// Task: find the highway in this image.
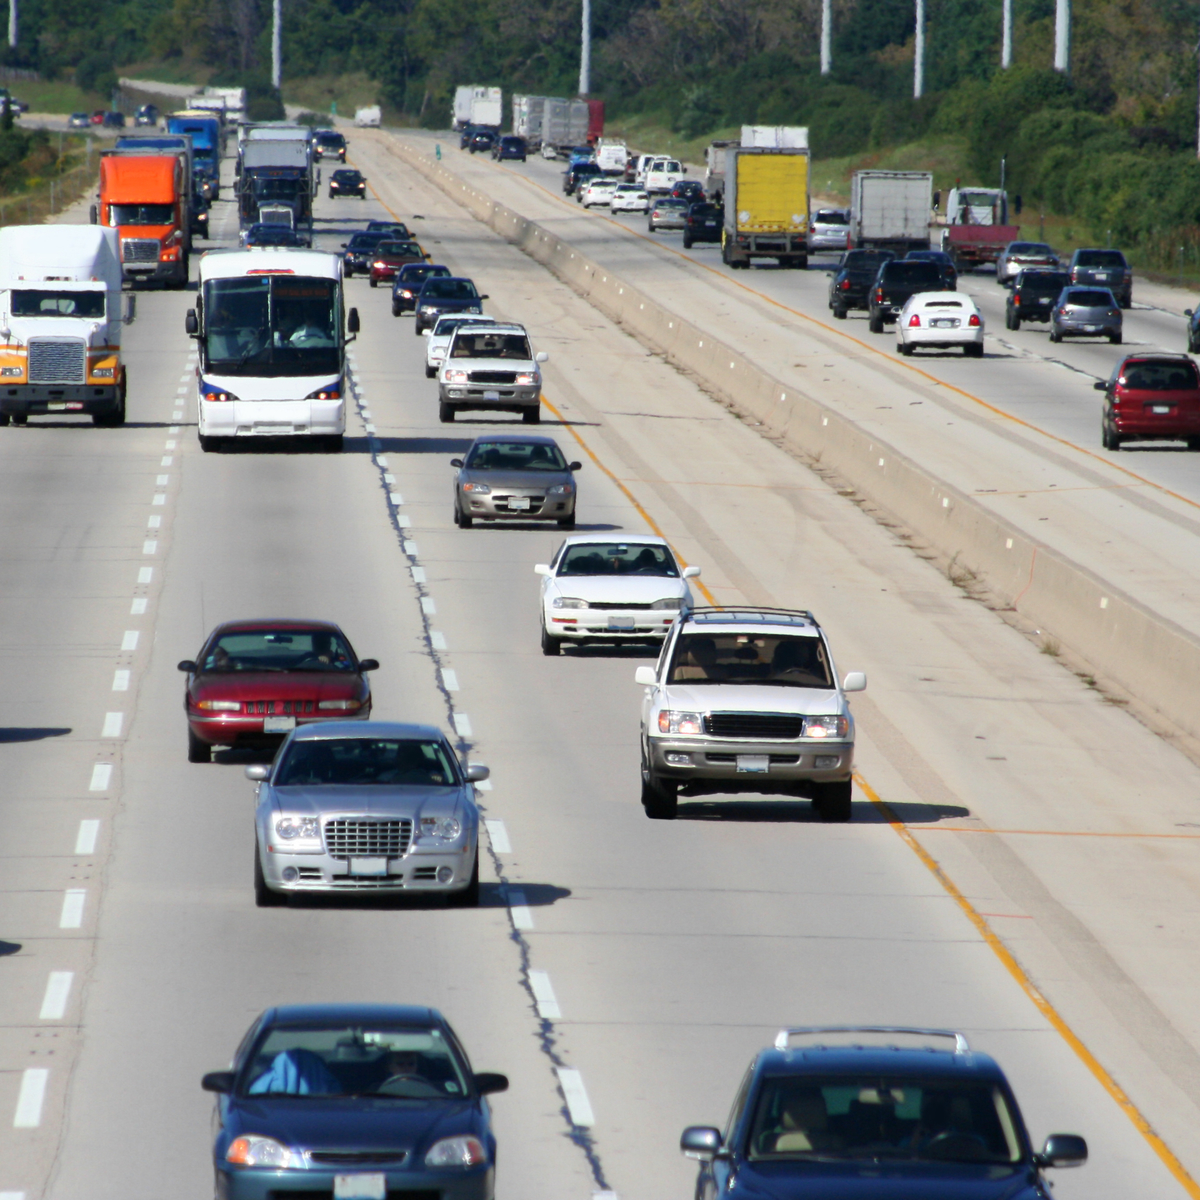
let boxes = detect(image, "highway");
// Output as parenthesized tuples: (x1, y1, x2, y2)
(2, 130, 1200, 1200)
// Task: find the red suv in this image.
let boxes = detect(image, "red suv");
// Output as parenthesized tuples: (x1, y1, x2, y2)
(178, 620, 378, 762)
(1096, 354, 1200, 451)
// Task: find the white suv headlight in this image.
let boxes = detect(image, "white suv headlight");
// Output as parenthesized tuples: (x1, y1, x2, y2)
(802, 715, 849, 739)
(658, 710, 702, 734)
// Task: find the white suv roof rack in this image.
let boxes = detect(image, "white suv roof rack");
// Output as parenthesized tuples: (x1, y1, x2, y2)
(774, 1026, 971, 1053)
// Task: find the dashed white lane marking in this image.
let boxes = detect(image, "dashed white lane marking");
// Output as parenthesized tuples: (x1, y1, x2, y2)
(172, 410, 183, 420)
(138, 567, 153, 583)
(403, 540, 419, 556)
(168, 425, 179, 434)
(441, 668, 459, 691)
(420, 597, 436, 615)
(411, 566, 426, 584)
(88, 764, 112, 792)
(164, 439, 177, 450)
(130, 598, 148, 615)
(430, 631, 447, 650)
(389, 494, 404, 507)
(0, 1190, 27, 1198)
(397, 514, 411, 528)
(530, 971, 561, 1019)
(112, 670, 130, 692)
(147, 515, 161, 528)
(484, 819, 510, 853)
(175, 386, 187, 395)
(75, 820, 99, 855)
(39, 972, 73, 1020)
(101, 712, 123, 738)
(556, 1067, 595, 1127)
(152, 494, 166, 506)
(59, 890, 85, 929)
(156, 474, 169, 485)
(383, 474, 396, 484)
(365, 423, 377, 434)
(142, 540, 157, 555)
(121, 631, 139, 651)
(13, 1069, 48, 1128)
(453, 713, 472, 737)
(160, 456, 173, 466)
(508, 890, 534, 930)
(375, 454, 387, 467)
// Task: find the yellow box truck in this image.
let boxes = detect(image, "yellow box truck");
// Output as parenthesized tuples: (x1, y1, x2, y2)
(721, 130, 810, 269)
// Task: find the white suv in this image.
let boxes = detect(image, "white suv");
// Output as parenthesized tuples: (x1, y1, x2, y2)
(634, 607, 865, 820)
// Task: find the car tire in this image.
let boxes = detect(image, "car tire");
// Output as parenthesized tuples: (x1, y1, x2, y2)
(557, 511, 576, 529)
(832, 306, 847, 320)
(965, 343, 984, 358)
(641, 768, 678, 820)
(1109, 333, 1122, 345)
(449, 849, 480, 907)
(187, 727, 211, 763)
(0, 413, 9, 427)
(369, 278, 377, 288)
(1102, 417, 1122, 451)
(392, 303, 402, 317)
(1010, 315, 1021, 331)
(254, 843, 287, 907)
(682, 235, 693, 249)
(457, 506, 473, 528)
(425, 365, 436, 378)
(814, 780, 853, 822)
(898, 341, 913, 355)
(11, 412, 27, 426)
(868, 311, 884, 334)
(1049, 330, 1061, 343)
(541, 622, 562, 656)
(521, 406, 541, 424)
(198, 434, 219, 452)
(439, 401, 455, 423)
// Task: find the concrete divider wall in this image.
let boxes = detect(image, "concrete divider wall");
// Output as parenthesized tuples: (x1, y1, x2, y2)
(388, 138, 1200, 747)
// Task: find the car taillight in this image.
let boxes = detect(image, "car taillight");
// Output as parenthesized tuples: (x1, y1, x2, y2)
(968, 313, 981, 327)
(875, 288, 884, 302)
(1013, 295, 1020, 305)
(840, 279, 850, 290)
(908, 314, 921, 327)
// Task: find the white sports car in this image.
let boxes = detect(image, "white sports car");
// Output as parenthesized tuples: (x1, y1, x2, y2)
(535, 535, 700, 655)
(422, 313, 499, 378)
(896, 291, 985, 357)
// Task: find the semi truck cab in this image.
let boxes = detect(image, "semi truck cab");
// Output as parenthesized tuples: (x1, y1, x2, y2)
(97, 154, 190, 288)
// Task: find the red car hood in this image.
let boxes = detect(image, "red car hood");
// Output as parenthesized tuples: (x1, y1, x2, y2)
(189, 671, 365, 702)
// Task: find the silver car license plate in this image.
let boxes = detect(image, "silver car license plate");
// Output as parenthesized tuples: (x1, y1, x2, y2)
(608, 616, 636, 630)
(736, 755, 770, 773)
(349, 857, 388, 876)
(1151, 405, 1171, 414)
(508, 496, 531, 511)
(263, 716, 295, 733)
(483, 390, 500, 400)
(334, 1175, 386, 1200)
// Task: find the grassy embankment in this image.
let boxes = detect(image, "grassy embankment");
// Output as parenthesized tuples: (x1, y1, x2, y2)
(0, 131, 100, 228)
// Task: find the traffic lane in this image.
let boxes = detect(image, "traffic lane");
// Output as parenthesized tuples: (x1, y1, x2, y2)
(350, 151, 1199, 1196)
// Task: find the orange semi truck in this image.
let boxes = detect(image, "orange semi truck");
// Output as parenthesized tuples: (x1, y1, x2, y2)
(96, 153, 190, 288)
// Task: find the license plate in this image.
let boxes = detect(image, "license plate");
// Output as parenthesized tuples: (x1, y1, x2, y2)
(736, 755, 770, 774)
(706, 221, 717, 227)
(47, 402, 66, 411)
(608, 616, 636, 630)
(334, 1175, 386, 1200)
(1038, 297, 1050, 304)
(508, 496, 531, 511)
(483, 390, 500, 400)
(263, 716, 296, 733)
(349, 857, 388, 876)
(1082, 325, 1099, 332)
(1151, 405, 1172, 414)
(931, 319, 958, 328)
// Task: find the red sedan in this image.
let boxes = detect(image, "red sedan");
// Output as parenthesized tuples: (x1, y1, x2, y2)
(1098, 353, 1200, 451)
(368, 240, 430, 287)
(178, 620, 378, 763)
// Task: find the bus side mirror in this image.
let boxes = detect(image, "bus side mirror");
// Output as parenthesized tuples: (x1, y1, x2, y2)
(185, 309, 198, 336)
(347, 307, 360, 334)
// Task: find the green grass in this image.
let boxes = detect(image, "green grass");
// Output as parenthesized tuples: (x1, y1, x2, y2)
(8, 79, 115, 115)
(118, 58, 217, 87)
(283, 73, 384, 118)
(600, 116, 742, 164)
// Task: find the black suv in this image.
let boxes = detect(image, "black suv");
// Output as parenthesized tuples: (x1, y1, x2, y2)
(1006, 269, 1071, 329)
(563, 161, 602, 196)
(828, 249, 895, 318)
(868, 259, 946, 331)
(904, 248, 957, 290)
(1068, 248, 1132, 308)
(683, 202, 723, 248)
(681, 1026, 1087, 1200)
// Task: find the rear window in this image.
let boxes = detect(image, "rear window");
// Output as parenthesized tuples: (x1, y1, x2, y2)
(843, 250, 893, 269)
(1019, 271, 1069, 291)
(378, 242, 422, 256)
(1119, 361, 1200, 391)
(424, 279, 480, 301)
(882, 262, 941, 284)
(1075, 250, 1126, 267)
(815, 210, 848, 224)
(1065, 290, 1116, 307)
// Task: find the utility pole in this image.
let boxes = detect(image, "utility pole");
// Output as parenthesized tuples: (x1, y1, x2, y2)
(1054, 0, 1070, 73)
(579, 0, 591, 94)
(820, 0, 831, 75)
(271, 0, 282, 91)
(7, 0, 15, 48)
(1001, 0, 1012, 67)
(913, 0, 925, 98)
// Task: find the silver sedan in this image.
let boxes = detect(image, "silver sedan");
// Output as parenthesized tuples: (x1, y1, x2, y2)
(452, 433, 581, 528)
(249, 721, 487, 905)
(648, 198, 688, 232)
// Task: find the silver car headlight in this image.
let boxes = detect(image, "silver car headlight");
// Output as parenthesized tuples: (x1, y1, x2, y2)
(420, 816, 462, 841)
(546, 483, 574, 495)
(444, 369, 468, 384)
(515, 372, 538, 385)
(462, 481, 490, 494)
(650, 597, 682, 610)
(552, 597, 586, 608)
(802, 715, 850, 739)
(274, 815, 321, 847)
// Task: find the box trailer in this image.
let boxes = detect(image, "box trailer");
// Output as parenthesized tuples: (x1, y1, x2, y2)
(849, 170, 933, 253)
(721, 145, 811, 269)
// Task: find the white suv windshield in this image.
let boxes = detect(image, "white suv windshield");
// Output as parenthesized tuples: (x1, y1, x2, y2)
(669, 633, 832, 687)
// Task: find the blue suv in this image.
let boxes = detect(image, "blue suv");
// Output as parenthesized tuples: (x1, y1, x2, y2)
(681, 1026, 1086, 1200)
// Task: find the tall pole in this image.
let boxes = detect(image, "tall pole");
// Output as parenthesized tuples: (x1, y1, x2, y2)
(1001, 0, 1012, 67)
(820, 0, 831, 75)
(913, 0, 925, 98)
(271, 0, 282, 91)
(579, 0, 591, 95)
(1054, 0, 1070, 73)
(7, 0, 15, 47)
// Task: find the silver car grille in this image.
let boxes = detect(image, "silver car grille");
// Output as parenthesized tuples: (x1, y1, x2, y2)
(28, 338, 86, 384)
(323, 818, 412, 858)
(121, 238, 159, 264)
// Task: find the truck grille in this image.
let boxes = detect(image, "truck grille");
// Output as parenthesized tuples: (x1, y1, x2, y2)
(28, 338, 86, 384)
(121, 238, 159, 264)
(704, 712, 805, 740)
(324, 818, 412, 858)
(469, 370, 517, 384)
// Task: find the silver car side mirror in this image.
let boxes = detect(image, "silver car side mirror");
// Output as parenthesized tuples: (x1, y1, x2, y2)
(635, 666, 657, 686)
(465, 763, 490, 782)
(533, 563, 552, 576)
(842, 671, 867, 692)
(245, 764, 270, 781)
(683, 565, 701, 578)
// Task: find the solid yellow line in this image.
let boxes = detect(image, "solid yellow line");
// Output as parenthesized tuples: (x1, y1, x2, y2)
(919, 825, 1200, 840)
(855, 772, 1200, 1197)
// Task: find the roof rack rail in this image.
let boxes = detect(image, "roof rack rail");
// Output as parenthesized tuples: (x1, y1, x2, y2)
(681, 605, 819, 625)
(773, 1026, 971, 1054)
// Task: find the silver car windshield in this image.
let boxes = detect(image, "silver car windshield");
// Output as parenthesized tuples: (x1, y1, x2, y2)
(274, 738, 459, 787)
(559, 543, 678, 577)
(465, 441, 567, 471)
(668, 633, 832, 688)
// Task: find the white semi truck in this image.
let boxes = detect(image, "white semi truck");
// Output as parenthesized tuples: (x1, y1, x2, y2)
(0, 225, 135, 427)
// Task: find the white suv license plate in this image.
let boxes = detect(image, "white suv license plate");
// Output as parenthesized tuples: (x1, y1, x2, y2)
(736, 755, 770, 773)
(334, 1175, 385, 1200)
(263, 716, 295, 733)
(483, 390, 500, 400)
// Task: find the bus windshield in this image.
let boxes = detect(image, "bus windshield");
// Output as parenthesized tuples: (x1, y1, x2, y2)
(203, 276, 339, 378)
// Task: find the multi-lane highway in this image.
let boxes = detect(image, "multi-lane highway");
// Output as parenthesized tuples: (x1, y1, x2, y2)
(3, 127, 1200, 1200)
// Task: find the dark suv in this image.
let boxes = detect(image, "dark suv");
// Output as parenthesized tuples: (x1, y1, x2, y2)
(1068, 248, 1132, 308)
(683, 202, 723, 248)
(1005, 269, 1070, 329)
(1095, 353, 1200, 451)
(868, 259, 947, 332)
(681, 1026, 1087, 1200)
(563, 161, 602, 196)
(828, 249, 895, 318)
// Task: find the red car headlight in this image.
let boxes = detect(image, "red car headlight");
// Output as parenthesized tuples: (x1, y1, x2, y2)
(196, 700, 240, 711)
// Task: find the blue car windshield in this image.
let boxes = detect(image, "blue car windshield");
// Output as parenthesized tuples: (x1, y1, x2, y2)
(244, 1026, 469, 1099)
(747, 1076, 1022, 1164)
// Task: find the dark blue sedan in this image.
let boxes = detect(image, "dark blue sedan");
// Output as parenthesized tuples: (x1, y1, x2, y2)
(681, 1026, 1086, 1200)
(202, 1004, 508, 1200)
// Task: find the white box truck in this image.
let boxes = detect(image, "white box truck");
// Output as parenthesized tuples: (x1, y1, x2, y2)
(453, 87, 475, 130)
(542, 98, 590, 157)
(849, 170, 933, 253)
(512, 95, 546, 146)
(0, 225, 134, 427)
(469, 87, 503, 129)
(741, 125, 809, 149)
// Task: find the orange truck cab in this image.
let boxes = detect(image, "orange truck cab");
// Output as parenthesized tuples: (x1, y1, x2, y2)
(97, 154, 189, 288)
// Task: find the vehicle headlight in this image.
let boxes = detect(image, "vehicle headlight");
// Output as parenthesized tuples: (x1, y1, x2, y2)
(421, 305, 437, 312)
(444, 369, 468, 383)
(317, 698, 362, 710)
(91, 366, 116, 378)
(227, 1135, 295, 1167)
(468, 306, 481, 313)
(462, 482, 490, 494)
(425, 1135, 487, 1168)
(658, 710, 702, 734)
(515, 372, 538, 385)
(420, 816, 462, 840)
(802, 715, 849, 739)
(196, 699, 240, 711)
(650, 597, 682, 610)
(546, 483, 573, 495)
(275, 816, 320, 841)
(0, 366, 21, 377)
(552, 597, 586, 608)
(399, 290, 414, 298)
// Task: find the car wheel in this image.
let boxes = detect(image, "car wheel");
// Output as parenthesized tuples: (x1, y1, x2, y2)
(1109, 333, 1122, 345)
(1010, 316, 1020, 331)
(457, 506, 473, 529)
(369, 278, 377, 288)
(12, 412, 27, 426)
(868, 311, 884, 334)
(392, 304, 402, 317)
(448, 848, 480, 906)
(814, 780, 853, 822)
(965, 343, 984, 358)
(557, 511, 576, 529)
(1102, 416, 1122, 451)
(522, 406, 541, 424)
(641, 759, 678, 820)
(0, 413, 9, 427)
(439, 401, 455, 423)
(254, 842, 287, 907)
(832, 306, 847, 320)
(198, 434, 219, 452)
(1049, 330, 1061, 343)
(897, 341, 912, 356)
(541, 622, 562, 656)
(682, 235, 693, 249)
(187, 727, 211, 763)
(425, 365, 436, 378)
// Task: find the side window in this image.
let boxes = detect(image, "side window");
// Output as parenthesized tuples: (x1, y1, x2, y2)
(724, 1065, 756, 1147)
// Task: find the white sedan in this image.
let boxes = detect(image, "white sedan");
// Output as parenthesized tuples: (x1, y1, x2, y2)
(422, 313, 499, 378)
(535, 535, 701, 655)
(611, 183, 650, 213)
(896, 292, 985, 358)
(578, 178, 619, 208)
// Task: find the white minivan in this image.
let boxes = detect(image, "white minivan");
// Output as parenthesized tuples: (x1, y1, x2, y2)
(644, 157, 686, 194)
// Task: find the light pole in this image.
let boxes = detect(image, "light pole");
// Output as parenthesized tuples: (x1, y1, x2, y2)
(820, 0, 831, 75)
(8, 0, 15, 48)
(913, 0, 925, 98)
(579, 0, 591, 95)
(1054, 0, 1070, 73)
(271, 0, 282, 91)
(1001, 0, 1012, 67)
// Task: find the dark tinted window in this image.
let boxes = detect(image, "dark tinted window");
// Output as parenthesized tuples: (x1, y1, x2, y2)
(203, 628, 354, 672)
(377, 242, 423, 257)
(423, 279, 480, 300)
(12, 290, 106, 318)
(559, 543, 679, 577)
(398, 264, 449, 283)
(1018, 271, 1069, 292)
(1119, 360, 1200, 391)
(815, 209, 848, 224)
(1075, 250, 1126, 268)
(1065, 289, 1116, 307)
(881, 262, 942, 285)
(347, 233, 387, 249)
(465, 440, 567, 471)
(842, 250, 893, 270)
(451, 331, 529, 358)
(274, 738, 459, 787)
